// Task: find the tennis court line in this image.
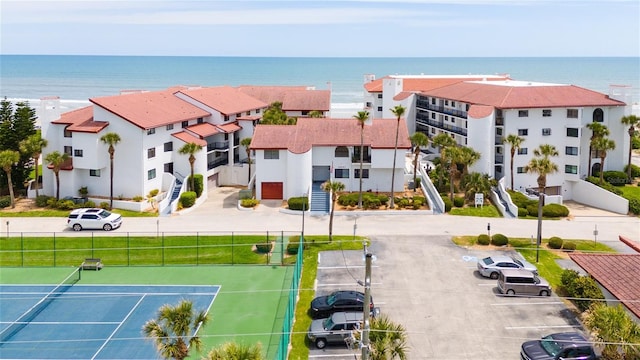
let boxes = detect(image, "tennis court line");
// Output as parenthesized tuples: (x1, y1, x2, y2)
(91, 294, 146, 360)
(0, 321, 121, 325)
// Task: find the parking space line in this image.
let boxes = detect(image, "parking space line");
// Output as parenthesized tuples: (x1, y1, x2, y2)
(505, 325, 581, 330)
(491, 301, 564, 306)
(316, 282, 382, 287)
(309, 354, 357, 358)
(477, 283, 495, 286)
(317, 266, 380, 269)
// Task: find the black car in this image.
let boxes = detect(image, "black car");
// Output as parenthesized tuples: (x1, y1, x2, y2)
(310, 290, 374, 319)
(520, 332, 598, 360)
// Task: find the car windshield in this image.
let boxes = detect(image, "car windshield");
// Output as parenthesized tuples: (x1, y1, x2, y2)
(482, 257, 493, 265)
(540, 335, 562, 356)
(513, 258, 524, 267)
(322, 317, 335, 330)
(326, 294, 337, 306)
(97, 210, 112, 218)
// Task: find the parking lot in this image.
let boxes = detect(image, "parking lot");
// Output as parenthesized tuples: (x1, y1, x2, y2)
(309, 235, 584, 359)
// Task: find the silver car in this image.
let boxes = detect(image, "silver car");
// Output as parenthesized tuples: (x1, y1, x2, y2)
(67, 208, 123, 231)
(477, 255, 537, 279)
(307, 312, 362, 349)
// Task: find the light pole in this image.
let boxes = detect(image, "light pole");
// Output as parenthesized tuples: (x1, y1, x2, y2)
(362, 252, 372, 360)
(487, 222, 491, 239)
(5, 221, 9, 238)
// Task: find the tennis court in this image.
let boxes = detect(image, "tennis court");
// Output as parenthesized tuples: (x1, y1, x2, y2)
(0, 268, 219, 359)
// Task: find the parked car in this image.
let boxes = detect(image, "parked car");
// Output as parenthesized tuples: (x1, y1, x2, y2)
(67, 208, 122, 231)
(498, 268, 551, 297)
(520, 332, 598, 360)
(310, 290, 374, 319)
(477, 255, 538, 279)
(307, 311, 363, 349)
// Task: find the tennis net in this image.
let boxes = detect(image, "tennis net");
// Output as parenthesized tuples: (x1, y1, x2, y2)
(0, 266, 81, 343)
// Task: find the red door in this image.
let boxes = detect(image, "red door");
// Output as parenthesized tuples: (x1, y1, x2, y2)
(261, 182, 283, 200)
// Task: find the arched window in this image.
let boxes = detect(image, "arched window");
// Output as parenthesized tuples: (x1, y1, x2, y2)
(593, 108, 604, 123)
(335, 146, 349, 158)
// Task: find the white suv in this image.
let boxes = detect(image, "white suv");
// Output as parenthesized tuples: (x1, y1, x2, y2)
(67, 208, 122, 231)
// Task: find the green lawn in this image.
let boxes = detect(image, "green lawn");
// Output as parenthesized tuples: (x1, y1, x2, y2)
(620, 184, 640, 202)
(449, 204, 502, 217)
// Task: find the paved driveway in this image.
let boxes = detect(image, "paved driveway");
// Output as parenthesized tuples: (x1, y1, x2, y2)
(309, 236, 583, 359)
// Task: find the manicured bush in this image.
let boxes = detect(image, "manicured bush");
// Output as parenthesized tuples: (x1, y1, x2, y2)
(453, 196, 465, 207)
(188, 174, 204, 197)
(624, 164, 640, 178)
(586, 176, 623, 195)
(255, 242, 273, 253)
(337, 193, 358, 207)
(507, 190, 536, 208)
(241, 198, 259, 208)
(239, 189, 253, 200)
(573, 276, 605, 312)
(517, 208, 528, 217)
(179, 191, 197, 208)
(56, 200, 75, 210)
(397, 198, 410, 208)
(629, 199, 640, 215)
(563, 242, 576, 251)
(602, 171, 629, 186)
(477, 234, 490, 245)
(100, 202, 110, 209)
(542, 203, 569, 217)
(376, 194, 389, 205)
(548, 236, 564, 249)
(0, 196, 11, 208)
(490, 233, 509, 246)
(561, 269, 581, 295)
(367, 198, 381, 209)
(286, 242, 300, 255)
(526, 204, 539, 217)
(441, 195, 452, 212)
(287, 197, 309, 211)
(35, 195, 53, 207)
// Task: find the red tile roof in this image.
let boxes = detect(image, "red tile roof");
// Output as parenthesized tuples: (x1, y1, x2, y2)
(51, 106, 109, 133)
(187, 123, 220, 137)
(569, 253, 640, 319)
(364, 75, 511, 93)
(468, 105, 495, 119)
(251, 118, 411, 154)
(237, 86, 331, 111)
(217, 122, 242, 133)
(90, 89, 210, 130)
(171, 131, 207, 147)
(422, 81, 626, 109)
(177, 86, 268, 115)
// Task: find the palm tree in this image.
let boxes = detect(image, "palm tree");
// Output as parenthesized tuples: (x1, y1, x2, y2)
(240, 137, 252, 184)
(44, 151, 70, 200)
(503, 134, 525, 190)
(586, 122, 610, 177)
(460, 172, 492, 203)
(0, 150, 20, 208)
(178, 142, 203, 194)
(409, 132, 429, 192)
(525, 144, 558, 263)
(621, 115, 640, 180)
(584, 303, 640, 359)
(432, 133, 457, 190)
(458, 146, 481, 176)
(143, 299, 210, 360)
(592, 136, 616, 184)
(308, 110, 324, 118)
(442, 146, 463, 202)
(206, 341, 264, 360)
(363, 314, 409, 360)
(389, 105, 406, 209)
(100, 132, 121, 210)
(19, 134, 48, 197)
(321, 180, 345, 242)
(354, 110, 369, 208)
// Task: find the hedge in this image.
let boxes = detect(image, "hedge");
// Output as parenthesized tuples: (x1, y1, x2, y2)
(542, 203, 569, 217)
(255, 243, 273, 253)
(548, 236, 563, 249)
(441, 195, 452, 212)
(624, 164, 640, 178)
(287, 197, 309, 211)
(453, 196, 465, 207)
(563, 242, 576, 251)
(601, 171, 629, 186)
(187, 174, 204, 197)
(560, 269, 604, 312)
(179, 191, 197, 208)
(477, 234, 490, 245)
(337, 192, 389, 208)
(490, 233, 509, 246)
(517, 208, 528, 217)
(0, 196, 10, 208)
(629, 199, 640, 215)
(240, 199, 259, 208)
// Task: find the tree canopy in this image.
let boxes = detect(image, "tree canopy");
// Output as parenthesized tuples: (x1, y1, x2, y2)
(0, 98, 38, 192)
(260, 102, 297, 125)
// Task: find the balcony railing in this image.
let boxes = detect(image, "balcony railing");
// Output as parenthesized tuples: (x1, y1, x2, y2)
(207, 141, 229, 151)
(208, 158, 229, 170)
(494, 154, 504, 164)
(351, 155, 372, 163)
(416, 99, 467, 118)
(416, 114, 468, 136)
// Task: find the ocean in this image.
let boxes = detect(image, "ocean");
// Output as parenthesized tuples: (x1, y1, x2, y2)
(1, 55, 638, 118)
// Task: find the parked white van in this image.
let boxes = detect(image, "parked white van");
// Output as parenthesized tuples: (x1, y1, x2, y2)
(497, 269, 551, 297)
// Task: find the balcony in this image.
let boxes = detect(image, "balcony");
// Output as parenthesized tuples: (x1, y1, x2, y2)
(208, 157, 229, 170)
(416, 99, 467, 118)
(207, 141, 229, 151)
(351, 155, 372, 163)
(416, 114, 467, 136)
(494, 154, 504, 164)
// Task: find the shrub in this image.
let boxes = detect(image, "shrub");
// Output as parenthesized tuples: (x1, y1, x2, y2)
(490, 233, 509, 246)
(602, 171, 629, 186)
(0, 196, 10, 208)
(542, 203, 569, 217)
(132, 195, 143, 202)
(81, 201, 96, 208)
(632, 135, 640, 150)
(287, 197, 309, 211)
(548, 236, 563, 249)
(255, 242, 272, 253)
(413, 196, 425, 204)
(629, 199, 640, 215)
(337, 193, 358, 207)
(149, 189, 160, 197)
(563, 242, 576, 251)
(367, 198, 381, 209)
(100, 202, 110, 209)
(78, 186, 88, 197)
(57, 200, 75, 210)
(397, 198, 410, 208)
(573, 276, 605, 312)
(287, 242, 301, 255)
(413, 199, 423, 209)
(477, 234, 490, 245)
(507, 190, 536, 208)
(190, 174, 204, 197)
(517, 208, 528, 217)
(453, 196, 465, 207)
(239, 189, 253, 200)
(240, 198, 259, 208)
(376, 194, 389, 205)
(526, 204, 539, 217)
(624, 164, 640, 178)
(35, 195, 53, 207)
(441, 195, 452, 212)
(179, 191, 197, 208)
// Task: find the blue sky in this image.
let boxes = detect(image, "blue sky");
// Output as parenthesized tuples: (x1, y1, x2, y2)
(1, 0, 639, 57)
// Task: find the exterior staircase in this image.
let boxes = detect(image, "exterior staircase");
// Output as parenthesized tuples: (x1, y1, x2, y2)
(310, 182, 329, 213)
(160, 179, 183, 216)
(494, 187, 516, 218)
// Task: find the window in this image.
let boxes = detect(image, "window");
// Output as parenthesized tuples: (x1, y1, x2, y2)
(355, 169, 369, 178)
(518, 129, 528, 136)
(517, 148, 528, 155)
(148, 168, 156, 180)
(301, 111, 309, 116)
(256, 108, 261, 114)
(567, 109, 578, 118)
(445, 100, 449, 106)
(565, 165, 578, 174)
(335, 146, 349, 158)
(197, 117, 204, 124)
(566, 146, 578, 155)
(518, 110, 529, 117)
(74, 149, 83, 157)
(164, 142, 173, 152)
(377, 94, 382, 99)
(431, 112, 436, 119)
(182, 121, 189, 128)
(543, 109, 552, 117)
(164, 162, 173, 173)
(335, 169, 349, 178)
(147, 147, 156, 158)
(431, 98, 436, 105)
(264, 150, 279, 159)
(566, 128, 579, 137)
(451, 101, 456, 107)
(147, 128, 155, 135)
(166, 124, 174, 130)
(64, 126, 72, 138)
(542, 128, 552, 136)
(64, 146, 72, 155)
(517, 167, 526, 174)
(445, 116, 449, 121)
(90, 169, 100, 177)
(430, 128, 435, 134)
(246, 111, 251, 116)
(593, 108, 604, 122)
(377, 106, 382, 112)
(224, 115, 229, 121)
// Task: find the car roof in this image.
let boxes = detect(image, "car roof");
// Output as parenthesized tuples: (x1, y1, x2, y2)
(548, 332, 589, 345)
(332, 290, 364, 299)
(330, 312, 364, 323)
(487, 255, 517, 263)
(70, 208, 104, 215)
(500, 268, 536, 277)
